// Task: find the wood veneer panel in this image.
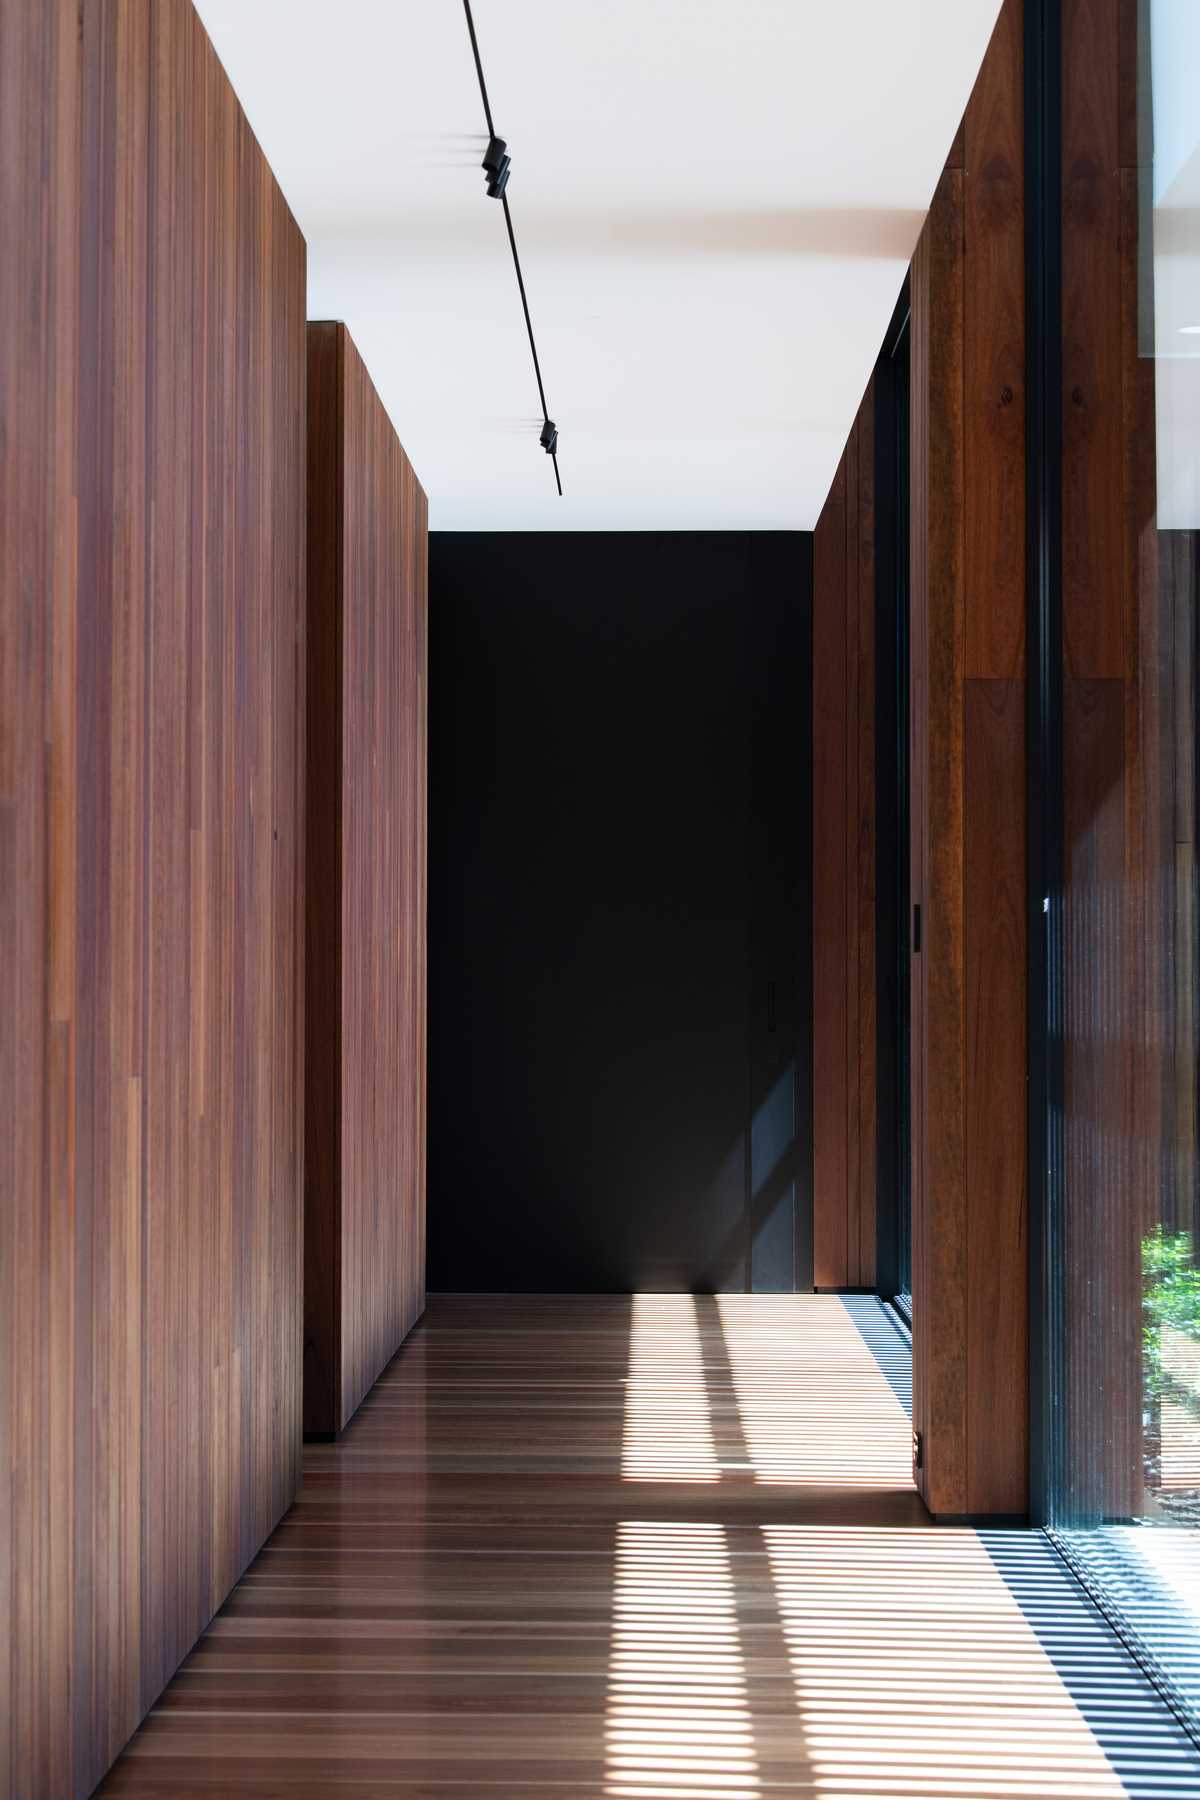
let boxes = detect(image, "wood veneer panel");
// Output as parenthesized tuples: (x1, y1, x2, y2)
(911, 168, 969, 1519)
(305, 322, 427, 1438)
(812, 389, 877, 1292)
(910, 0, 1029, 1518)
(1116, 0, 1139, 172)
(964, 0, 1025, 680)
(1, 10, 82, 1791)
(964, 679, 1028, 1514)
(1062, 0, 1124, 679)
(1, 4, 306, 1794)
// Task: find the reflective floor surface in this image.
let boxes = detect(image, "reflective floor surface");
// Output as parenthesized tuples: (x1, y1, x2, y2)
(100, 1294, 1200, 1797)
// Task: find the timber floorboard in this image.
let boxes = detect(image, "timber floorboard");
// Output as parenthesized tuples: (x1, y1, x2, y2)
(99, 1295, 1187, 1797)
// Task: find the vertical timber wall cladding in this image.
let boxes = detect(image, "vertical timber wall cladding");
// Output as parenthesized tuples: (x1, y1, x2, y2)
(0, 3, 307, 1795)
(812, 383, 878, 1290)
(305, 322, 428, 1439)
(909, 0, 1029, 1518)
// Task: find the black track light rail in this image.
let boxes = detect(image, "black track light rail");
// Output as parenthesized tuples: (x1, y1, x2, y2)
(462, 0, 561, 495)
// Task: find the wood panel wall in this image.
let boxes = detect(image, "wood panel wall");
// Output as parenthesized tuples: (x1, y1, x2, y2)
(909, 0, 1029, 1518)
(0, 4, 306, 1794)
(812, 383, 877, 1290)
(305, 323, 427, 1439)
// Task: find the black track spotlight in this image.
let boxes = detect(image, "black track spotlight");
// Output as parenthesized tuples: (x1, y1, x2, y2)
(539, 420, 558, 456)
(482, 135, 511, 198)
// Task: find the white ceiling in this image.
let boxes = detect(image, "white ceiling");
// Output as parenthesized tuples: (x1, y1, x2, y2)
(195, 1, 1002, 531)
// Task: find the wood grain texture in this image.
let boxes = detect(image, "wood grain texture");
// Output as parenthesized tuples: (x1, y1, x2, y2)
(909, 0, 1028, 1518)
(1062, 0, 1124, 679)
(964, 680, 1027, 1515)
(910, 216, 932, 1491)
(0, 3, 306, 1795)
(305, 322, 427, 1439)
(812, 383, 877, 1289)
(97, 1295, 1195, 1798)
(964, 0, 1025, 679)
(911, 170, 969, 1519)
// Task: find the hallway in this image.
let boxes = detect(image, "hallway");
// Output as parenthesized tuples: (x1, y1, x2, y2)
(101, 1296, 1200, 1796)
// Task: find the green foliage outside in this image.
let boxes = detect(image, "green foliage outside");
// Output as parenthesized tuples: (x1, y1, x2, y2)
(1144, 1226, 1200, 1400)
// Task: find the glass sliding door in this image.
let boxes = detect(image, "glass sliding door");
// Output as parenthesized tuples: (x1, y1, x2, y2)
(1035, 0, 1200, 1730)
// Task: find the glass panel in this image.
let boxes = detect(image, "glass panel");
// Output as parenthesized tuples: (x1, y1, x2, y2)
(1050, 0, 1200, 1727)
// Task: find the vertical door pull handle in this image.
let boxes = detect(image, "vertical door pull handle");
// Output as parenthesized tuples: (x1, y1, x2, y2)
(913, 903, 922, 954)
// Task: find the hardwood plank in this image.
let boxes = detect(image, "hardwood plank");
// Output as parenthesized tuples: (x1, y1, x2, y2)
(964, 679, 1027, 1515)
(97, 1295, 1171, 1798)
(812, 384, 877, 1294)
(964, 0, 1025, 680)
(910, 9, 1030, 1515)
(1062, 0, 1124, 679)
(912, 166, 969, 1518)
(1117, 0, 1139, 171)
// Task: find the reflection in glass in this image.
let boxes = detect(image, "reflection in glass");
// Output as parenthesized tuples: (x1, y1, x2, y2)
(1049, 0, 1200, 1731)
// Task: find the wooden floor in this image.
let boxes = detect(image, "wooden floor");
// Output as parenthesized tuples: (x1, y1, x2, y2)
(99, 1295, 1170, 1796)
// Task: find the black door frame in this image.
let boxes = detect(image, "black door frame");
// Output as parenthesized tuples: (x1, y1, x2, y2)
(874, 278, 913, 1312)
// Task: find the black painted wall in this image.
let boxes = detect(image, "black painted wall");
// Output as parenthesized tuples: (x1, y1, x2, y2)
(428, 532, 811, 1293)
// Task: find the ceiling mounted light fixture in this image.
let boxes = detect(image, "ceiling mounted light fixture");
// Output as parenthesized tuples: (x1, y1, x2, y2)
(482, 135, 511, 199)
(462, 0, 563, 495)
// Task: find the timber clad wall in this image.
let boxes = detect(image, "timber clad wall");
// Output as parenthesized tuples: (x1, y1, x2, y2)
(910, 0, 1028, 1518)
(305, 322, 428, 1439)
(0, 3, 307, 1794)
(812, 384, 877, 1290)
